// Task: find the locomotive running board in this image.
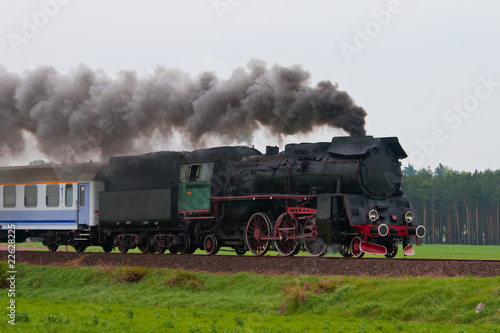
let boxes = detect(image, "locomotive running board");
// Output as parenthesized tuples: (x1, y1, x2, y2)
(403, 244, 415, 256)
(360, 241, 387, 256)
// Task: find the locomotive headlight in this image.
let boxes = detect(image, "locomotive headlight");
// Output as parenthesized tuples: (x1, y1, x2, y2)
(368, 209, 379, 222)
(404, 211, 414, 223)
(416, 225, 426, 238)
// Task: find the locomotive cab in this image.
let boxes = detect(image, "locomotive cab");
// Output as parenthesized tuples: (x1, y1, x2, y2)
(179, 163, 213, 212)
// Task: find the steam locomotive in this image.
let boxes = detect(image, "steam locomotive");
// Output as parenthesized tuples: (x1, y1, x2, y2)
(0, 136, 425, 257)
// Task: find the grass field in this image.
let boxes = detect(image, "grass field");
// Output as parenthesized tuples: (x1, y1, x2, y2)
(1, 263, 499, 332)
(9, 242, 500, 260)
(408, 244, 500, 260)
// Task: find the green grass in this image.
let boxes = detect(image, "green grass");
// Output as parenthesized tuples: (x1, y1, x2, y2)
(408, 244, 500, 260)
(8, 242, 500, 260)
(1, 264, 499, 332)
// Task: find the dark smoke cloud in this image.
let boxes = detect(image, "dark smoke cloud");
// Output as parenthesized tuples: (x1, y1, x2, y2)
(0, 60, 366, 162)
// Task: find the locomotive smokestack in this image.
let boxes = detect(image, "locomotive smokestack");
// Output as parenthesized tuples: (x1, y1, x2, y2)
(0, 60, 366, 162)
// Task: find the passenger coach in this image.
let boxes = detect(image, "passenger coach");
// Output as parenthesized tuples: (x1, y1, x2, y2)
(0, 163, 104, 251)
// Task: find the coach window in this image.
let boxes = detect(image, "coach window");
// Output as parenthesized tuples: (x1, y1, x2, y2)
(24, 185, 38, 208)
(65, 184, 73, 207)
(3, 186, 16, 208)
(46, 184, 59, 207)
(79, 185, 85, 206)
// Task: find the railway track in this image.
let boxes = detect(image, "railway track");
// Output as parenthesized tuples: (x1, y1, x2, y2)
(4, 250, 500, 277)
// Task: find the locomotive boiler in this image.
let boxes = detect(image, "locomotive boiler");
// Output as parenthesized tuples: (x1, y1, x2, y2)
(0, 135, 425, 257)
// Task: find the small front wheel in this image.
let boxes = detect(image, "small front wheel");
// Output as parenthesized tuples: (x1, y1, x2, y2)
(350, 237, 365, 258)
(204, 234, 220, 255)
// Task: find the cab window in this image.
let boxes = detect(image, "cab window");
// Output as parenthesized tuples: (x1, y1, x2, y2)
(188, 165, 200, 181)
(199, 164, 211, 180)
(180, 165, 190, 181)
(181, 164, 212, 182)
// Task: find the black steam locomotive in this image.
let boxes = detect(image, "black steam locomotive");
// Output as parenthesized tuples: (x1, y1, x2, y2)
(0, 136, 425, 257)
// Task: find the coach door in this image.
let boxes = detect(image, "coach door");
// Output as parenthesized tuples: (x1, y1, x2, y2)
(179, 163, 213, 212)
(77, 183, 90, 226)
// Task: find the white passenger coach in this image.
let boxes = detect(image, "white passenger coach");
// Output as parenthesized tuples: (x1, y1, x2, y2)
(0, 163, 104, 251)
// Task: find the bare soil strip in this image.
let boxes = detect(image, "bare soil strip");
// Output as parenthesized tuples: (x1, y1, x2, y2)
(3, 250, 500, 277)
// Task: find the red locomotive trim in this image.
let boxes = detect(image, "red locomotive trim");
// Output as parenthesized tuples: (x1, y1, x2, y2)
(178, 209, 211, 216)
(352, 224, 418, 238)
(182, 216, 216, 220)
(286, 206, 317, 219)
(211, 194, 316, 201)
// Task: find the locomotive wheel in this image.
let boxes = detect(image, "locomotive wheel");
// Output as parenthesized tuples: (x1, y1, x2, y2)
(204, 234, 220, 255)
(305, 238, 327, 257)
(350, 237, 365, 258)
(245, 212, 272, 256)
(138, 234, 151, 254)
(275, 213, 299, 256)
(339, 244, 352, 257)
(304, 219, 327, 257)
(385, 241, 399, 258)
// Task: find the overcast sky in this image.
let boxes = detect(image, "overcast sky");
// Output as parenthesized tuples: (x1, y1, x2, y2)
(1, 0, 499, 172)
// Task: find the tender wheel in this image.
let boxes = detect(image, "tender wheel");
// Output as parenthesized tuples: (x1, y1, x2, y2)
(138, 234, 151, 254)
(304, 219, 327, 257)
(204, 234, 219, 255)
(169, 247, 179, 254)
(350, 236, 365, 258)
(235, 248, 246, 255)
(176, 234, 192, 254)
(275, 213, 299, 256)
(339, 243, 352, 257)
(73, 243, 87, 252)
(152, 234, 167, 254)
(101, 243, 114, 253)
(385, 241, 399, 258)
(154, 245, 166, 254)
(245, 212, 272, 256)
(117, 245, 128, 254)
(47, 244, 59, 252)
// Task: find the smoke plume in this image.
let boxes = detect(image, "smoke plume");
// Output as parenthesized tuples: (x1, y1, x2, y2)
(0, 59, 366, 162)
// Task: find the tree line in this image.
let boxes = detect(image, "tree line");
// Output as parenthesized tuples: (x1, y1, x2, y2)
(402, 164, 500, 246)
